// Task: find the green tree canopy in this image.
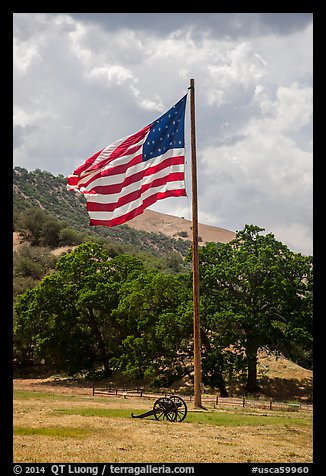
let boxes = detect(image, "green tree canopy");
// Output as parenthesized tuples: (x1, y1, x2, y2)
(198, 225, 313, 393)
(14, 226, 313, 395)
(113, 271, 193, 386)
(14, 242, 193, 383)
(14, 242, 145, 373)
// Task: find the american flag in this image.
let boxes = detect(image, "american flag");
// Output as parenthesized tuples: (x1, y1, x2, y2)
(67, 95, 187, 227)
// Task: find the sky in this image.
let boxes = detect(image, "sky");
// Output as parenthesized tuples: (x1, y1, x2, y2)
(13, 13, 313, 255)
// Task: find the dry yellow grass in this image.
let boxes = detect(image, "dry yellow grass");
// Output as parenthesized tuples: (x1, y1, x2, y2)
(126, 209, 236, 245)
(13, 388, 312, 464)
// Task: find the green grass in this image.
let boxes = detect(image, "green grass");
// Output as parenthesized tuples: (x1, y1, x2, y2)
(15, 389, 312, 428)
(53, 407, 312, 427)
(54, 407, 133, 419)
(14, 427, 90, 438)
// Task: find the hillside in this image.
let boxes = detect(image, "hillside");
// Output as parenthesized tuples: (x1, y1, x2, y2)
(13, 167, 235, 255)
(127, 209, 235, 245)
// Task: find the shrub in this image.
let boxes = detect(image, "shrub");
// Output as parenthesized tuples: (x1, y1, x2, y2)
(59, 227, 83, 246)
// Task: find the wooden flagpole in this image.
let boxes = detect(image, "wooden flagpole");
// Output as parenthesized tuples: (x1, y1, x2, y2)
(189, 78, 203, 408)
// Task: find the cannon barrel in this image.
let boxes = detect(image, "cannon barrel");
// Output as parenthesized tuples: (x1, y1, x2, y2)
(131, 409, 157, 419)
(131, 395, 187, 422)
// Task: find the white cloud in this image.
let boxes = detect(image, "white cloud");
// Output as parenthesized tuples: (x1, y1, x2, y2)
(198, 81, 313, 253)
(252, 82, 313, 133)
(203, 42, 267, 107)
(206, 41, 267, 90)
(13, 37, 43, 76)
(253, 22, 313, 86)
(129, 86, 164, 112)
(85, 64, 135, 86)
(13, 103, 57, 128)
(272, 222, 313, 256)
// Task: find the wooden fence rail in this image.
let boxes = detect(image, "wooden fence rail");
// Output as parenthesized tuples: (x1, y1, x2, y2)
(92, 387, 312, 413)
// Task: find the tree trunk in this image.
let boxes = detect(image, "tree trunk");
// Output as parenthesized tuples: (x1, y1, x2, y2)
(200, 329, 229, 397)
(87, 309, 111, 374)
(245, 343, 260, 393)
(219, 379, 228, 397)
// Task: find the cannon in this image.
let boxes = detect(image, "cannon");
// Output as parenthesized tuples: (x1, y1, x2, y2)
(131, 395, 188, 422)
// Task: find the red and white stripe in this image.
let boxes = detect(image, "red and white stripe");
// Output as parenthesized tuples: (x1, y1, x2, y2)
(67, 125, 186, 227)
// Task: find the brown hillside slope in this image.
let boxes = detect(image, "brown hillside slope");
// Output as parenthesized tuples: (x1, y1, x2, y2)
(127, 209, 236, 244)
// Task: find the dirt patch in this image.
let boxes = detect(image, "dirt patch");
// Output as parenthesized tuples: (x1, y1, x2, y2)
(13, 232, 23, 252)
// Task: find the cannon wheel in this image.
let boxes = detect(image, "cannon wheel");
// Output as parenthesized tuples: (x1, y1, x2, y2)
(153, 397, 178, 422)
(169, 395, 188, 422)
